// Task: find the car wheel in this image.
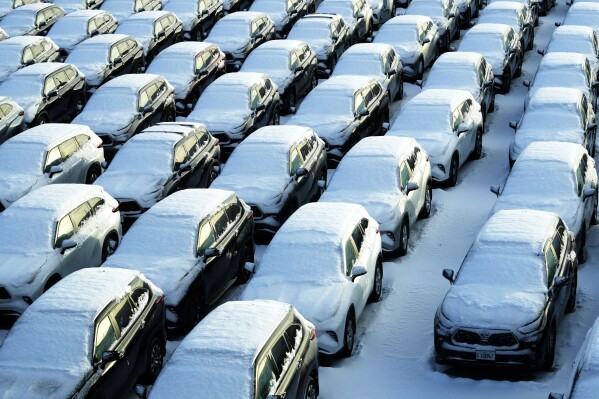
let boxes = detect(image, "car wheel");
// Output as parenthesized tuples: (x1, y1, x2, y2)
(566, 272, 577, 313)
(541, 323, 556, 371)
(164, 108, 176, 122)
(72, 94, 85, 118)
(271, 108, 280, 125)
(462, 11, 471, 28)
(44, 274, 61, 292)
(368, 259, 383, 302)
(285, 89, 297, 114)
(416, 57, 425, 80)
(35, 112, 49, 126)
(472, 129, 483, 160)
(526, 33, 534, 51)
(139, 337, 164, 384)
(501, 68, 511, 94)
(195, 26, 204, 41)
(329, 54, 337, 75)
(394, 76, 404, 101)
(398, 218, 409, 256)
(186, 289, 206, 330)
(419, 183, 432, 219)
(310, 72, 318, 90)
(448, 153, 459, 187)
(314, 168, 327, 200)
(132, 61, 144, 74)
(514, 58, 523, 78)
(206, 162, 219, 187)
(101, 234, 118, 262)
(304, 375, 318, 399)
(237, 244, 254, 284)
(579, 226, 587, 264)
(340, 310, 356, 357)
(592, 194, 598, 225)
(85, 164, 101, 184)
(351, 31, 359, 45)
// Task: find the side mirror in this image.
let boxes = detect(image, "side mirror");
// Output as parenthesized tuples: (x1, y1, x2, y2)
(156, 30, 166, 39)
(203, 247, 220, 259)
(406, 181, 419, 194)
(331, 35, 339, 41)
(112, 56, 122, 65)
(548, 393, 564, 399)
(294, 65, 303, 73)
(359, 108, 369, 117)
(442, 268, 455, 283)
(592, 82, 599, 89)
(387, 69, 396, 77)
(295, 167, 308, 178)
(351, 265, 367, 280)
(196, 68, 208, 76)
(46, 89, 58, 98)
(199, 9, 209, 16)
(422, 37, 431, 44)
(178, 163, 192, 173)
(457, 122, 470, 134)
(59, 239, 77, 253)
(508, 48, 518, 55)
(254, 103, 266, 112)
(537, 49, 545, 56)
(101, 161, 108, 169)
(553, 276, 568, 287)
(90, 28, 99, 36)
(141, 104, 153, 115)
(508, 121, 518, 130)
(356, 12, 364, 19)
(583, 187, 595, 199)
(522, 80, 530, 88)
(253, 33, 264, 40)
(48, 165, 63, 177)
(448, 12, 455, 19)
(24, 59, 35, 66)
(244, 261, 256, 273)
(483, 80, 493, 88)
(490, 184, 501, 196)
(38, 20, 47, 28)
(415, 79, 423, 87)
(554, 22, 561, 27)
(587, 123, 597, 131)
(101, 350, 122, 364)
(360, 218, 368, 230)
(448, 45, 456, 52)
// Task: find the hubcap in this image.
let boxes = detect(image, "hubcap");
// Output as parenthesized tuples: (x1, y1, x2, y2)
(150, 344, 162, 376)
(306, 383, 317, 399)
(425, 188, 431, 211)
(346, 319, 354, 349)
(105, 239, 117, 257)
(401, 224, 408, 250)
(375, 267, 382, 295)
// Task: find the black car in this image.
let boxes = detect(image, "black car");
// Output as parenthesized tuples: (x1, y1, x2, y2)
(0, 268, 167, 398)
(287, 13, 351, 77)
(241, 39, 318, 114)
(163, 0, 224, 41)
(66, 34, 145, 94)
(187, 72, 280, 157)
(0, 3, 64, 37)
(434, 210, 578, 370)
(147, 42, 226, 115)
(102, 189, 255, 332)
(250, 0, 308, 38)
(0, 62, 86, 126)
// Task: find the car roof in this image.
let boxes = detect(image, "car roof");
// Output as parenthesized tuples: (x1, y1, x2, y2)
(345, 136, 418, 163)
(343, 43, 392, 57)
(61, 9, 107, 18)
(78, 33, 132, 48)
(0, 35, 46, 46)
(7, 123, 94, 148)
(12, 62, 69, 77)
(254, 39, 305, 52)
(517, 141, 585, 171)
(243, 125, 314, 148)
(528, 87, 584, 107)
(221, 10, 266, 21)
(553, 25, 594, 37)
(409, 89, 473, 108)
(467, 22, 512, 34)
(142, 188, 236, 223)
(433, 51, 484, 68)
(212, 72, 266, 88)
(386, 15, 432, 26)
(484, 1, 526, 10)
(317, 75, 377, 94)
(149, 300, 292, 398)
(539, 51, 588, 67)
(157, 41, 214, 56)
(12, 3, 57, 12)
(121, 10, 172, 21)
(101, 73, 161, 90)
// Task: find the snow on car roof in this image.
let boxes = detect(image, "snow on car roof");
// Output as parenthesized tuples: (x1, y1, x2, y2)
(317, 75, 376, 94)
(0, 35, 45, 46)
(60, 9, 106, 19)
(254, 39, 305, 52)
(121, 10, 172, 20)
(243, 125, 313, 147)
(102, 73, 161, 90)
(539, 51, 588, 67)
(343, 42, 392, 56)
(484, 1, 526, 10)
(527, 87, 584, 107)
(141, 121, 206, 135)
(12, 62, 68, 77)
(149, 300, 292, 399)
(139, 188, 234, 222)
(8, 123, 95, 148)
(431, 52, 483, 68)
(12, 3, 57, 12)
(385, 15, 432, 26)
(157, 41, 214, 56)
(344, 136, 417, 161)
(222, 10, 267, 21)
(409, 88, 473, 108)
(552, 25, 594, 37)
(212, 71, 266, 88)
(569, 2, 599, 11)
(467, 22, 512, 34)
(78, 33, 131, 46)
(124, 131, 183, 146)
(516, 141, 585, 170)
(10, 184, 107, 218)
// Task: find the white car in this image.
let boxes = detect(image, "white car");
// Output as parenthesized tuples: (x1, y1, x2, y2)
(317, 0, 373, 43)
(0, 36, 60, 84)
(321, 136, 432, 255)
(241, 201, 383, 357)
(387, 89, 483, 186)
(540, 26, 599, 78)
(0, 0, 41, 20)
(94, 122, 220, 224)
(0, 124, 104, 210)
(249, 0, 303, 38)
(100, 0, 161, 22)
(374, 15, 439, 80)
(48, 0, 106, 14)
(559, 2, 599, 36)
(0, 3, 64, 36)
(491, 141, 598, 262)
(509, 88, 596, 163)
(477, 1, 535, 51)
(405, 0, 459, 51)
(211, 125, 327, 234)
(366, 0, 394, 27)
(47, 9, 117, 56)
(162, 0, 224, 41)
(332, 43, 403, 101)
(0, 184, 121, 315)
(0, 96, 24, 144)
(422, 52, 495, 120)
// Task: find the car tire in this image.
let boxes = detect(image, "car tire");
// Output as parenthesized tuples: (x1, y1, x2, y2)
(526, 32, 534, 51)
(541, 323, 556, 371)
(186, 288, 206, 330)
(304, 375, 318, 399)
(489, 93, 495, 113)
(461, 11, 471, 29)
(285, 89, 297, 114)
(163, 108, 176, 122)
(398, 218, 409, 256)
(351, 31, 358, 45)
(514, 58, 523, 77)
(44, 274, 61, 292)
(592, 194, 598, 225)
(35, 112, 49, 126)
(310, 72, 318, 90)
(101, 234, 119, 262)
(579, 226, 587, 264)
(131, 61, 144, 74)
(329, 54, 337, 75)
(448, 153, 459, 187)
(205, 161, 219, 187)
(472, 129, 483, 159)
(85, 164, 101, 184)
(566, 272, 577, 313)
(195, 26, 205, 41)
(236, 243, 254, 284)
(368, 259, 383, 302)
(394, 76, 403, 101)
(71, 94, 85, 118)
(501, 68, 511, 94)
(419, 183, 432, 219)
(340, 310, 356, 357)
(416, 57, 425, 80)
(139, 337, 164, 384)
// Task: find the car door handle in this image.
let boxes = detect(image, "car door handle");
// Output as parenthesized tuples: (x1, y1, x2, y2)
(140, 319, 146, 330)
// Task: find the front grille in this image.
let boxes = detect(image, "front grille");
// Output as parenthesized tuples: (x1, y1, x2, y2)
(453, 329, 518, 347)
(0, 287, 10, 300)
(118, 200, 142, 213)
(488, 333, 518, 347)
(453, 329, 480, 345)
(99, 135, 113, 146)
(250, 205, 263, 219)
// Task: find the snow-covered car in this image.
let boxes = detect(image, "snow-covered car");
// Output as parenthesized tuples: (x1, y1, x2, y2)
(487, 0, 539, 23)
(103, 189, 254, 332)
(0, 124, 104, 209)
(332, 43, 403, 102)
(321, 136, 431, 255)
(422, 52, 495, 121)
(205, 11, 275, 72)
(374, 15, 440, 80)
(100, 0, 161, 22)
(0, 3, 64, 36)
(47, 9, 117, 57)
(559, 2, 599, 36)
(317, 0, 373, 44)
(404, 0, 459, 51)
(186, 72, 280, 157)
(0, 184, 121, 315)
(491, 141, 598, 262)
(0, 36, 60, 84)
(387, 89, 483, 186)
(147, 300, 319, 399)
(0, 268, 166, 397)
(162, 0, 224, 41)
(0, 0, 41, 20)
(366, 0, 394, 27)
(288, 75, 389, 166)
(456, 0, 477, 27)
(48, 0, 105, 14)
(477, 1, 534, 51)
(458, 23, 522, 93)
(146, 42, 225, 115)
(95, 122, 220, 225)
(242, 201, 383, 357)
(286, 13, 350, 77)
(249, 0, 306, 38)
(211, 125, 327, 235)
(66, 34, 144, 92)
(524, 53, 599, 112)
(0, 96, 24, 144)
(549, 316, 599, 399)
(540, 26, 599, 78)
(435, 209, 578, 370)
(115, 11, 182, 61)
(73, 74, 175, 154)
(241, 40, 317, 114)
(509, 88, 596, 164)
(0, 62, 86, 126)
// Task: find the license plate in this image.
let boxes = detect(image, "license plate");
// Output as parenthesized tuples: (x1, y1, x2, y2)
(476, 351, 495, 361)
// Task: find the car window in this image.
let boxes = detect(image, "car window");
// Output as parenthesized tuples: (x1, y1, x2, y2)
(576, 163, 585, 196)
(55, 215, 75, 247)
(31, 44, 42, 58)
(354, 92, 366, 115)
(94, 315, 117, 363)
(117, 40, 130, 55)
(211, 209, 230, 241)
(109, 44, 120, 62)
(196, 130, 209, 148)
(344, 237, 358, 275)
(289, 148, 302, 175)
(69, 201, 93, 231)
(0, 103, 13, 117)
(545, 246, 558, 287)
(126, 39, 137, 50)
(182, 134, 199, 162)
(22, 47, 33, 64)
(452, 108, 461, 131)
(110, 296, 137, 336)
(88, 17, 98, 33)
(197, 221, 216, 256)
(173, 142, 186, 169)
(351, 223, 365, 254)
(407, 147, 419, 170)
(65, 67, 76, 80)
(299, 140, 311, 160)
(75, 134, 90, 146)
(552, 226, 565, 263)
(290, 51, 299, 70)
(225, 201, 241, 223)
(130, 286, 150, 310)
(89, 197, 105, 214)
(58, 137, 80, 160)
(460, 100, 471, 118)
(269, 334, 291, 382)
(44, 75, 58, 96)
(256, 355, 278, 399)
(399, 162, 410, 190)
(45, 146, 62, 172)
(250, 88, 260, 109)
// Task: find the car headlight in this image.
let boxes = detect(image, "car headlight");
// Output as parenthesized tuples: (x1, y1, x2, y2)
(518, 314, 543, 335)
(437, 309, 454, 330)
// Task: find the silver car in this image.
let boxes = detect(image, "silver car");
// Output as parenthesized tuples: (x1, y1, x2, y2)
(47, 9, 117, 56)
(0, 36, 59, 84)
(0, 96, 24, 144)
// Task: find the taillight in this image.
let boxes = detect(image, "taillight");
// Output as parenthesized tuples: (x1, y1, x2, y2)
(309, 327, 316, 341)
(112, 205, 120, 213)
(18, 111, 24, 116)
(248, 210, 254, 219)
(156, 294, 165, 304)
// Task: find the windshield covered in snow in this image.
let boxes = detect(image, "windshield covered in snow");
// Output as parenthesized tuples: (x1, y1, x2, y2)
(66, 44, 110, 64)
(243, 51, 290, 72)
(0, 141, 45, 175)
(520, 107, 583, 131)
(0, 45, 23, 68)
(335, 54, 383, 76)
(288, 21, 331, 41)
(221, 144, 288, 177)
(84, 87, 138, 114)
(194, 86, 250, 112)
(460, 32, 504, 53)
(376, 25, 418, 44)
(0, 209, 54, 252)
(295, 92, 353, 116)
(0, 74, 42, 98)
(502, 164, 576, 199)
(117, 20, 153, 38)
(210, 19, 250, 39)
(49, 16, 88, 36)
(548, 36, 596, 55)
(396, 103, 451, 133)
(426, 66, 478, 91)
(147, 54, 195, 78)
(0, 10, 35, 29)
(533, 67, 588, 88)
(477, 13, 519, 31)
(108, 139, 174, 174)
(406, 3, 444, 18)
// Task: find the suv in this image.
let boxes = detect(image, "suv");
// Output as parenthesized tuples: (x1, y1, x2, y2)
(0, 184, 121, 316)
(435, 209, 578, 370)
(0, 96, 24, 144)
(477, 1, 535, 51)
(0, 36, 60, 83)
(0, 3, 64, 37)
(0, 268, 166, 398)
(539, 26, 599, 79)
(147, 300, 319, 399)
(163, 0, 224, 41)
(102, 189, 254, 332)
(0, 123, 104, 209)
(405, 0, 460, 51)
(317, 0, 373, 44)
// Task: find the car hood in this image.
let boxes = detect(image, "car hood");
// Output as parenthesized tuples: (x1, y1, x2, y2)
(307, 39, 331, 58)
(392, 131, 450, 159)
(208, 37, 249, 54)
(511, 127, 584, 160)
(1, 25, 32, 37)
(190, 110, 248, 133)
(287, 115, 352, 145)
(163, 73, 194, 99)
(50, 34, 87, 52)
(95, 172, 169, 209)
(0, 367, 86, 399)
(0, 66, 19, 83)
(482, 52, 506, 75)
(323, 191, 399, 226)
(213, 175, 290, 213)
(0, 174, 41, 204)
(393, 43, 420, 63)
(442, 284, 546, 330)
(0, 251, 54, 290)
(494, 196, 580, 234)
(73, 111, 136, 135)
(75, 62, 106, 87)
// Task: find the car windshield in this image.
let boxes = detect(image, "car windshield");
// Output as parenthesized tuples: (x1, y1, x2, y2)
(296, 91, 353, 116)
(194, 86, 250, 112)
(331, 155, 399, 193)
(533, 68, 588, 88)
(376, 25, 418, 43)
(220, 143, 288, 177)
(66, 43, 111, 64)
(426, 66, 478, 92)
(406, 3, 444, 18)
(335, 54, 383, 76)
(317, 3, 353, 21)
(0, 74, 42, 98)
(396, 103, 451, 133)
(84, 87, 138, 113)
(460, 33, 504, 53)
(101, 0, 133, 12)
(548, 37, 596, 56)
(0, 10, 35, 28)
(502, 164, 576, 199)
(288, 21, 331, 40)
(564, 13, 598, 28)
(243, 51, 289, 72)
(521, 107, 584, 131)
(0, 141, 45, 175)
(48, 16, 88, 36)
(108, 139, 174, 174)
(0, 46, 23, 68)
(163, 0, 196, 13)
(147, 54, 195, 78)
(210, 19, 250, 39)
(251, 0, 286, 13)
(117, 20, 153, 38)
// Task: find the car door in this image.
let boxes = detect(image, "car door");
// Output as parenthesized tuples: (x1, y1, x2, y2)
(181, 134, 205, 188)
(545, 236, 567, 321)
(578, 154, 595, 224)
(289, 49, 303, 94)
(407, 147, 425, 215)
(54, 212, 83, 277)
(422, 22, 435, 65)
(298, 137, 319, 198)
(69, 200, 101, 271)
(505, 31, 518, 72)
(267, 326, 304, 399)
(256, 82, 271, 127)
(57, 136, 85, 182)
(399, 160, 418, 225)
(353, 89, 370, 140)
(54, 68, 77, 115)
(289, 145, 309, 205)
(345, 228, 370, 314)
(41, 72, 62, 120)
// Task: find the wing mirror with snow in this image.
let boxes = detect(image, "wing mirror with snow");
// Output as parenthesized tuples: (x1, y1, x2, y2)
(442, 268, 455, 283)
(508, 121, 518, 131)
(48, 165, 63, 178)
(59, 239, 77, 254)
(351, 265, 367, 281)
(406, 181, 419, 194)
(295, 167, 308, 178)
(583, 187, 595, 199)
(490, 185, 501, 196)
(421, 37, 431, 44)
(203, 247, 220, 260)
